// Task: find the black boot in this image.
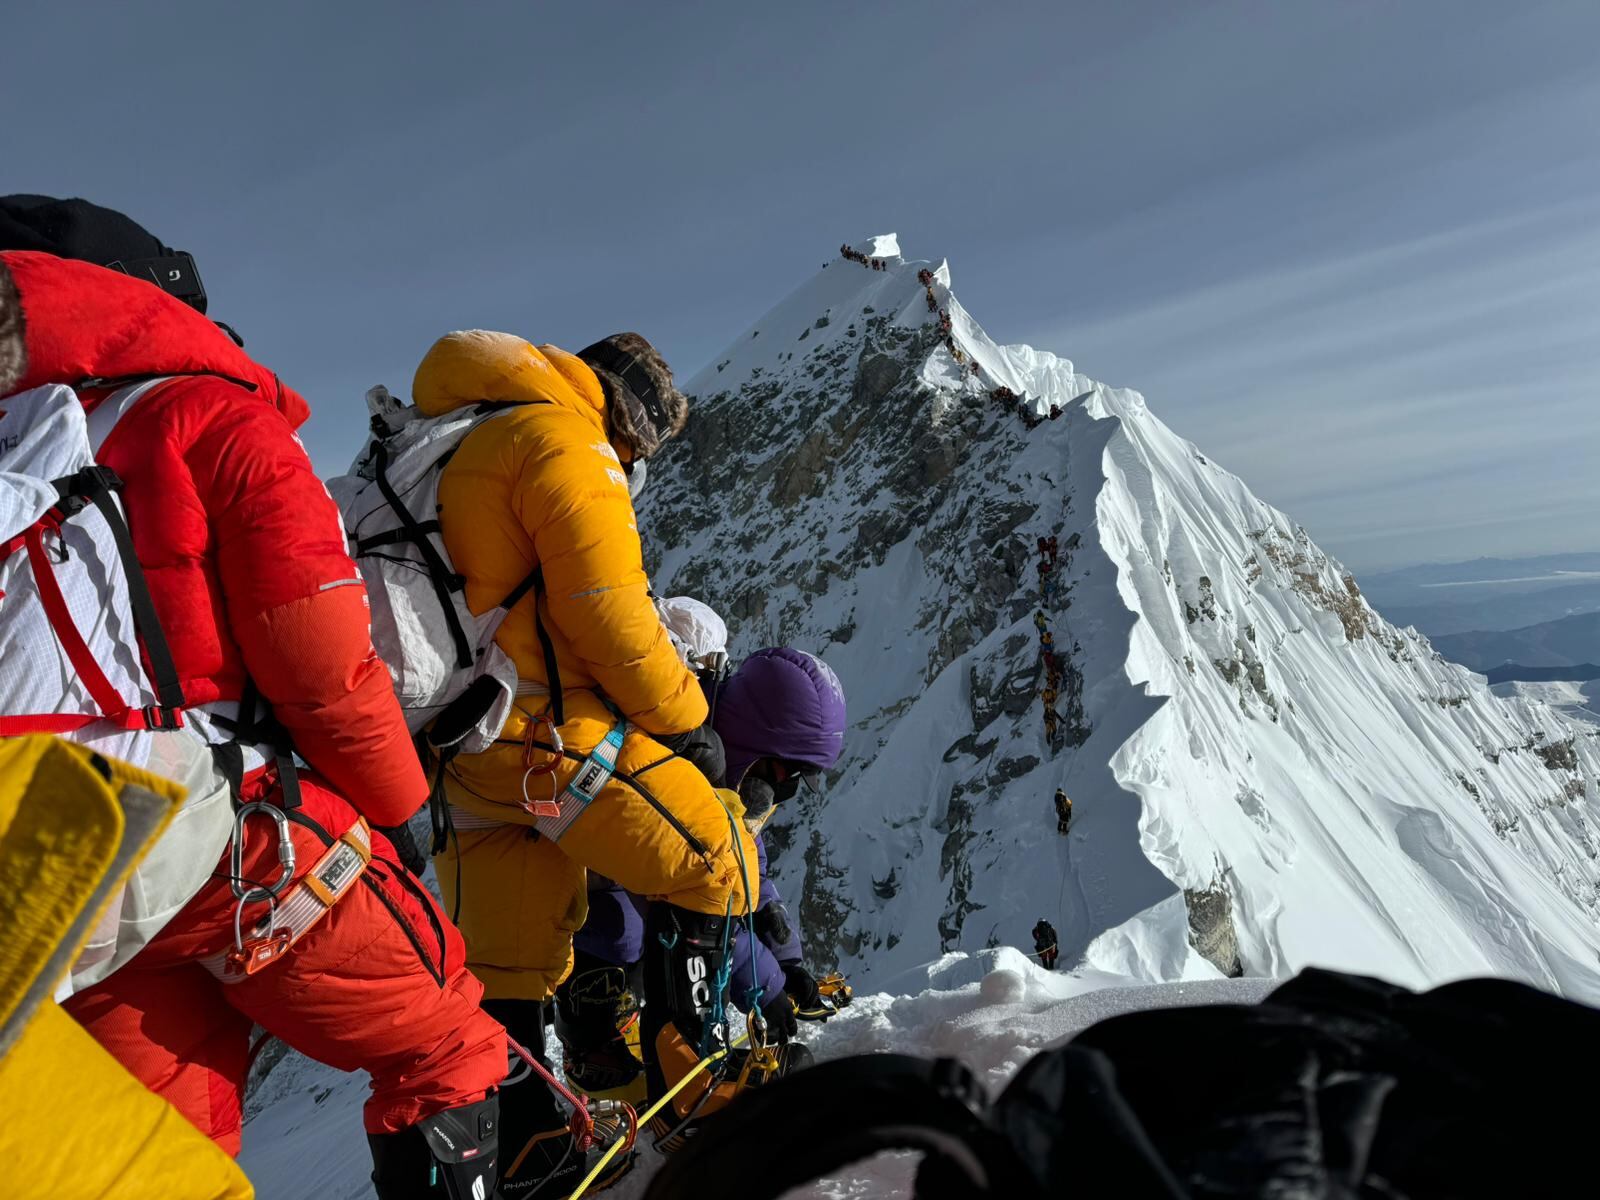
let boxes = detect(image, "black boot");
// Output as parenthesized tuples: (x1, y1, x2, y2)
(369, 1094, 500, 1200)
(641, 903, 809, 1153)
(554, 951, 647, 1104)
(483, 998, 634, 1197)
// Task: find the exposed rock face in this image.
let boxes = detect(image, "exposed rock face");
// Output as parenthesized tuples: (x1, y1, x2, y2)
(1185, 876, 1243, 978)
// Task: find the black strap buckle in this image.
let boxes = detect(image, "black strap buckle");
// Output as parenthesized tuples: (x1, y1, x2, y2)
(143, 705, 184, 731)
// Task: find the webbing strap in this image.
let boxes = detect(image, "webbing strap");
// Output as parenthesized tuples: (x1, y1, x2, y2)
(66, 468, 185, 711)
(369, 439, 473, 669)
(200, 820, 373, 981)
(535, 725, 624, 840)
(1, 522, 179, 733)
(528, 568, 565, 727)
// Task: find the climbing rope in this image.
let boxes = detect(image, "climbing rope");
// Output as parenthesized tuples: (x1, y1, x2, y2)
(563, 1029, 754, 1200)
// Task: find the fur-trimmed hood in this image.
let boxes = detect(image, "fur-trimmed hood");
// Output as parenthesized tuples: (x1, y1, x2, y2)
(0, 251, 307, 427)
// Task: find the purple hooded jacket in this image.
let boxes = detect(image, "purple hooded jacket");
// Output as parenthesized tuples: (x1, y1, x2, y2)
(573, 648, 846, 1010)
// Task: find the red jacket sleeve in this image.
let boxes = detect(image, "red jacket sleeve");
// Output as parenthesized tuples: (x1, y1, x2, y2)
(189, 396, 426, 826)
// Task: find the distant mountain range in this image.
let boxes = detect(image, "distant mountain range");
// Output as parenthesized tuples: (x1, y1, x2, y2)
(1359, 555, 1600, 636)
(1482, 663, 1600, 685)
(1432, 611, 1600, 672)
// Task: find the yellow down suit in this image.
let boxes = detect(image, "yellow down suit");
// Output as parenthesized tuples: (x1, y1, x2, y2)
(419, 331, 757, 1001)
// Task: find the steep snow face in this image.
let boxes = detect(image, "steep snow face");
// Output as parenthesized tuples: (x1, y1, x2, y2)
(643, 237, 1600, 1000)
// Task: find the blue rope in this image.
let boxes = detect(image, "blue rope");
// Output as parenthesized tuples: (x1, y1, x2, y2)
(726, 807, 763, 1011)
(700, 894, 734, 1058)
(696, 806, 764, 1060)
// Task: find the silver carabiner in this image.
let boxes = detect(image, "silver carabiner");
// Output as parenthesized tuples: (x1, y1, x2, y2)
(520, 765, 563, 819)
(230, 801, 297, 903)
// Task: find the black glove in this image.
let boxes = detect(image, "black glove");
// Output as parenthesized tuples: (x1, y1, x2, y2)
(782, 963, 832, 1021)
(376, 820, 428, 876)
(757, 989, 799, 1043)
(658, 725, 726, 788)
(752, 902, 794, 952)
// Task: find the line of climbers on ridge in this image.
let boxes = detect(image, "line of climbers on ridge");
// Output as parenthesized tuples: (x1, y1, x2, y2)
(916, 265, 979, 374)
(838, 244, 888, 270)
(0, 195, 858, 1200)
(1034, 535, 1070, 749)
(911, 264, 1069, 421)
(990, 384, 1063, 429)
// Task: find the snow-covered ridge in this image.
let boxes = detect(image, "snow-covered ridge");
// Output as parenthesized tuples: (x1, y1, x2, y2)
(650, 235, 1600, 1000)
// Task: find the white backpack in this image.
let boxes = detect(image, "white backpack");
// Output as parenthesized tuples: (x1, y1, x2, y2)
(327, 387, 527, 756)
(0, 383, 233, 992)
(0, 384, 182, 753)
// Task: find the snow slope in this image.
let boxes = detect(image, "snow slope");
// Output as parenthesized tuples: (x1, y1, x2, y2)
(643, 235, 1600, 1000)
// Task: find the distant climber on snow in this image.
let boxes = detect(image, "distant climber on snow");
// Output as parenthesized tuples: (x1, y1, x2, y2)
(1033, 919, 1059, 970)
(1055, 788, 1073, 834)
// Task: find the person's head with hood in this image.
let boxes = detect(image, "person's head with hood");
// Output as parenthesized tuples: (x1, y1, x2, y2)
(711, 648, 847, 832)
(575, 332, 689, 499)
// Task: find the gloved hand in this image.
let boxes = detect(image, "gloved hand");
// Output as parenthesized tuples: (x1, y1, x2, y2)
(757, 989, 799, 1044)
(752, 902, 794, 951)
(658, 725, 726, 788)
(376, 820, 428, 876)
(782, 963, 833, 1021)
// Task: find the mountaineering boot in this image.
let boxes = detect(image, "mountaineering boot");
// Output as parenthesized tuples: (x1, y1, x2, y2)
(368, 1094, 500, 1200)
(554, 952, 647, 1105)
(483, 999, 635, 1197)
(642, 902, 810, 1153)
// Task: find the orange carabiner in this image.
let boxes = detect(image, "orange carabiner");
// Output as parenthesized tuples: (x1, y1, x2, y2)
(521, 710, 563, 774)
(520, 711, 565, 818)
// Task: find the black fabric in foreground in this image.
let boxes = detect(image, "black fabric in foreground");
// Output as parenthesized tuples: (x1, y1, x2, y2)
(644, 966, 1600, 1200)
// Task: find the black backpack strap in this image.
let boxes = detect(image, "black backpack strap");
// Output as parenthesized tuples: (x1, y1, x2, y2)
(368, 439, 473, 670)
(515, 567, 565, 728)
(210, 677, 302, 813)
(52, 466, 185, 720)
(642, 1055, 1020, 1200)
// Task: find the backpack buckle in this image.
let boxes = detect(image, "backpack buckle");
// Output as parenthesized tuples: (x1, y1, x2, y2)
(142, 704, 184, 731)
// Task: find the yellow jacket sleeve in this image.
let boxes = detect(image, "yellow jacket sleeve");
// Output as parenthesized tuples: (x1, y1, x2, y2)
(516, 420, 707, 736)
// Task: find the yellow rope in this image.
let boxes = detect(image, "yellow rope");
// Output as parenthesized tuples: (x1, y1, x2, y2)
(563, 1028, 752, 1200)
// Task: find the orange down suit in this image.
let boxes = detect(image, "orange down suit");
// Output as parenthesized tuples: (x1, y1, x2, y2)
(419, 331, 757, 1001)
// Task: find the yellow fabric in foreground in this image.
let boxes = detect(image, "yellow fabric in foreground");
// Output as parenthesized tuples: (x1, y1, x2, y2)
(0, 1001, 253, 1199)
(0, 736, 253, 1199)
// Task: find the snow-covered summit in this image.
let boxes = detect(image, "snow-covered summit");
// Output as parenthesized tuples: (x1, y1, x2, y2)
(849, 232, 901, 259)
(651, 238, 1600, 1001)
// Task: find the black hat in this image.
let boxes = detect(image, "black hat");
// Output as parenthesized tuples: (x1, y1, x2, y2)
(577, 332, 688, 460)
(0, 194, 207, 313)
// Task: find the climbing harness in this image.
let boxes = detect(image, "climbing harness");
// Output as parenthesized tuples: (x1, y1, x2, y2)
(532, 722, 626, 839)
(207, 818, 373, 979)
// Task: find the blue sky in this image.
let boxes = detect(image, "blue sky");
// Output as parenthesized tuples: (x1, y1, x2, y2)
(7, 1, 1597, 571)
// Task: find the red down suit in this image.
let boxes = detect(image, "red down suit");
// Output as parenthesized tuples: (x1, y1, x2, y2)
(0, 250, 506, 1150)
